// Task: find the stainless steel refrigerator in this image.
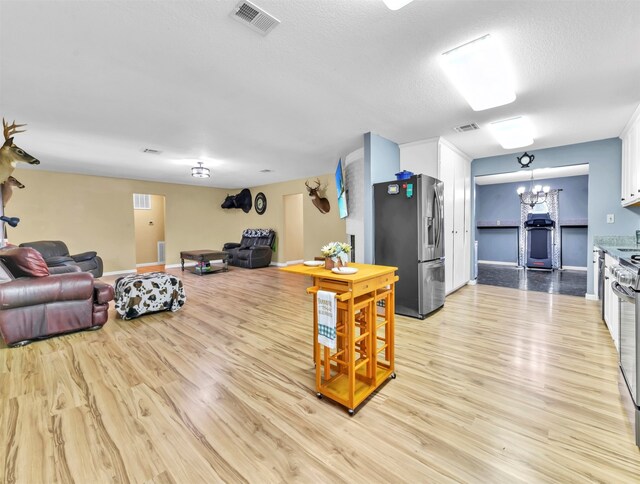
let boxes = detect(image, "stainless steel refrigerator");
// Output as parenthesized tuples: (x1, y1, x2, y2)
(374, 174, 445, 319)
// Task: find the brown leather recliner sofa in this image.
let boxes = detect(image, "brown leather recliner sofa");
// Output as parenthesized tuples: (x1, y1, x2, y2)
(19, 240, 104, 278)
(0, 247, 114, 347)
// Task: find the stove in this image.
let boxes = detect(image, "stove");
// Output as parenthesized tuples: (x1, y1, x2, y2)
(613, 255, 640, 446)
(618, 256, 640, 290)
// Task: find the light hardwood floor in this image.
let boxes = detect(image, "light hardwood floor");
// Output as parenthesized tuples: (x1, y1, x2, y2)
(1, 267, 639, 483)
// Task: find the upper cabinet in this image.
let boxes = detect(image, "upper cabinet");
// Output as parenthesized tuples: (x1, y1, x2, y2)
(399, 137, 472, 294)
(621, 104, 640, 207)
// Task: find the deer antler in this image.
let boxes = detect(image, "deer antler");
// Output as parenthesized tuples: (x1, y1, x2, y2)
(3, 118, 27, 141)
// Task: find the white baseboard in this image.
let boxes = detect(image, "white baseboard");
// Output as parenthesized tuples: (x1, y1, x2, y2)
(102, 269, 137, 276)
(135, 261, 161, 267)
(562, 266, 588, 271)
(585, 293, 599, 301)
(467, 279, 477, 285)
(478, 260, 518, 266)
(270, 262, 287, 267)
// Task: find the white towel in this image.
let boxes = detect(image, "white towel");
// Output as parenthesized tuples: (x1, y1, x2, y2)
(317, 290, 337, 349)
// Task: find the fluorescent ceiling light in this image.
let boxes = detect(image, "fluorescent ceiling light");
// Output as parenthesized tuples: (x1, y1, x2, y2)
(489, 116, 534, 149)
(440, 34, 516, 111)
(382, 0, 414, 10)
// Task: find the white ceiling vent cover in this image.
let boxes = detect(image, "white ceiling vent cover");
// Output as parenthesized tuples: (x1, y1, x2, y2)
(453, 123, 480, 133)
(231, 1, 280, 36)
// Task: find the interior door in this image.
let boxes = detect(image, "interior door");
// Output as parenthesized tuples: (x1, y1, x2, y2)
(283, 194, 304, 263)
(453, 156, 466, 289)
(440, 147, 455, 294)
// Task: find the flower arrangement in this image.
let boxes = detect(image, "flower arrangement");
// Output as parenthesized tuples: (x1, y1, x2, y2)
(321, 241, 352, 267)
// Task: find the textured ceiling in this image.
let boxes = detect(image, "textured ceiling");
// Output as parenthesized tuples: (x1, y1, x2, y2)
(1, 0, 639, 188)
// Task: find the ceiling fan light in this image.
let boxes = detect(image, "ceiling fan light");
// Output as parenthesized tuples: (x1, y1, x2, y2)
(543, 186, 550, 193)
(517, 186, 526, 195)
(534, 185, 542, 193)
(191, 162, 210, 178)
(440, 34, 516, 111)
(382, 0, 415, 10)
(489, 117, 535, 149)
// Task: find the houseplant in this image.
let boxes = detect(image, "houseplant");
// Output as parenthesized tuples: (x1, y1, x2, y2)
(321, 242, 351, 269)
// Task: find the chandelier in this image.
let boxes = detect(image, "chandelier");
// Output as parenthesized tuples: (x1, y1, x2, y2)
(191, 161, 210, 178)
(517, 176, 550, 208)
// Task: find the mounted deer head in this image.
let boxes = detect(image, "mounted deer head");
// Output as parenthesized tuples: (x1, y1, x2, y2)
(305, 178, 331, 214)
(0, 118, 40, 186)
(1, 176, 25, 207)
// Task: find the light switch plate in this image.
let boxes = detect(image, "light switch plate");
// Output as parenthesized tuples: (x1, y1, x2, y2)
(607, 214, 615, 224)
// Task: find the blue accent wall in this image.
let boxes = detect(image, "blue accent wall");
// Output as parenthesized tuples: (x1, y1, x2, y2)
(364, 132, 400, 263)
(476, 175, 589, 265)
(471, 138, 640, 294)
(477, 228, 519, 263)
(562, 227, 588, 267)
(476, 183, 523, 226)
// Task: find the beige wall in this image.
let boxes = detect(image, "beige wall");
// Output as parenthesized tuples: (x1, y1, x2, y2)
(8, 168, 346, 271)
(215, 174, 347, 263)
(9, 169, 227, 272)
(134, 194, 165, 264)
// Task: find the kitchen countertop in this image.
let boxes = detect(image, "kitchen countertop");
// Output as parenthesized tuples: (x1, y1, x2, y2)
(594, 236, 640, 261)
(597, 245, 640, 261)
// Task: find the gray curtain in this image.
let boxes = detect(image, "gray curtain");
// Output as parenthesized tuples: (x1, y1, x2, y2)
(518, 189, 560, 268)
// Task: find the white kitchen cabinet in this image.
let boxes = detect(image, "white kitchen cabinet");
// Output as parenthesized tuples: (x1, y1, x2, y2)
(621, 104, 640, 207)
(604, 253, 620, 351)
(399, 137, 472, 294)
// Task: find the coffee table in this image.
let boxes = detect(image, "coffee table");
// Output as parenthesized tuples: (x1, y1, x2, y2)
(180, 249, 229, 275)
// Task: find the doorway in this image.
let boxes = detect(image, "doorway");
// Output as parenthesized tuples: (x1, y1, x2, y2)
(133, 193, 166, 273)
(474, 164, 589, 296)
(283, 193, 304, 264)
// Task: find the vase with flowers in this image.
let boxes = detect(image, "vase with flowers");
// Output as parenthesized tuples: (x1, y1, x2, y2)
(321, 241, 352, 270)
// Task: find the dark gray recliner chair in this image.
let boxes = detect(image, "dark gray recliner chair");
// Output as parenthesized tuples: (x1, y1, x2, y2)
(19, 240, 104, 277)
(223, 229, 276, 269)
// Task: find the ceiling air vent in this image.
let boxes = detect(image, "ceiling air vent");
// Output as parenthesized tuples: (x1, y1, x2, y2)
(453, 123, 480, 133)
(259, 169, 273, 173)
(231, 1, 280, 36)
(143, 148, 162, 154)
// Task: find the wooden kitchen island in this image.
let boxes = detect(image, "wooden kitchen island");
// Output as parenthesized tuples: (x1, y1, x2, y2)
(281, 263, 398, 414)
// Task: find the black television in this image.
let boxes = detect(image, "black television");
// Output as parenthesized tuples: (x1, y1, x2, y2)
(335, 158, 348, 219)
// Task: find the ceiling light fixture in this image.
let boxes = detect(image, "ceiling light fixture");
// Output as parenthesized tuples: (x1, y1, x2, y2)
(440, 34, 516, 111)
(191, 161, 210, 178)
(382, 0, 415, 10)
(489, 116, 534, 149)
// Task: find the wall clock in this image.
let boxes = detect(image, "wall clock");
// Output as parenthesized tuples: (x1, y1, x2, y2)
(255, 192, 267, 215)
